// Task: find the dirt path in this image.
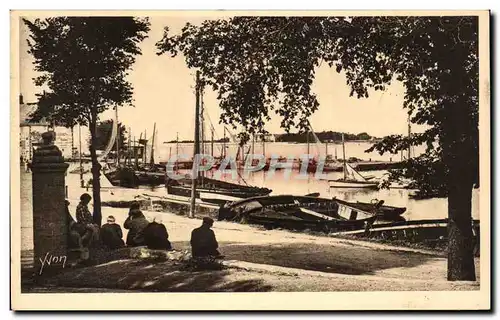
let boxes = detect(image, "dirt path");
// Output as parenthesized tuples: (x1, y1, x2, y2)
(21, 204, 480, 292)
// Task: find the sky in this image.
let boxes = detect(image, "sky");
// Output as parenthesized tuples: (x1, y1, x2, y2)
(19, 15, 414, 144)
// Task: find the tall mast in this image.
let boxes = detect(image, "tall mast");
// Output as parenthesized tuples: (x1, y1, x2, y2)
(222, 128, 226, 158)
(211, 128, 214, 158)
(128, 127, 132, 166)
(143, 129, 147, 164)
(262, 134, 266, 158)
(252, 134, 255, 155)
(407, 113, 411, 160)
(176, 132, 179, 157)
(306, 129, 310, 155)
(79, 124, 83, 188)
(342, 133, 346, 180)
(150, 122, 156, 166)
(189, 71, 201, 219)
(71, 126, 74, 159)
(28, 126, 32, 160)
(201, 85, 205, 156)
(200, 86, 205, 179)
(115, 106, 120, 167)
(134, 134, 139, 169)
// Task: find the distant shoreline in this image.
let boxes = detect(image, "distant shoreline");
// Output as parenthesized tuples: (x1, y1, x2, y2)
(163, 140, 380, 144)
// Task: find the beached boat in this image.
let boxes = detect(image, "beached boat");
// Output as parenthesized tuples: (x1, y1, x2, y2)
(218, 195, 378, 232)
(334, 198, 406, 221)
(332, 218, 480, 255)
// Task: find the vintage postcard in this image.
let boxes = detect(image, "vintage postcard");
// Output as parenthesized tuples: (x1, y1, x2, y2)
(10, 10, 490, 310)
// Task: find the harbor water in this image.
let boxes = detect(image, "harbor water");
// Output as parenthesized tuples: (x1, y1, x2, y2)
(20, 140, 480, 230)
(160, 141, 425, 162)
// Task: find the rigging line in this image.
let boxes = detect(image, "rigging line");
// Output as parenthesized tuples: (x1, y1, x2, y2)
(202, 108, 225, 155)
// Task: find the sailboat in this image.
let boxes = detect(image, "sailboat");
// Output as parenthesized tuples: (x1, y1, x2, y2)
(100, 107, 140, 188)
(165, 72, 272, 205)
(104, 120, 165, 187)
(379, 115, 414, 190)
(328, 134, 379, 189)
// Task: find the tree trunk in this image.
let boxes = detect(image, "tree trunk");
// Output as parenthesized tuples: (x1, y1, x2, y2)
(89, 116, 103, 227)
(444, 114, 477, 281)
(447, 173, 476, 281)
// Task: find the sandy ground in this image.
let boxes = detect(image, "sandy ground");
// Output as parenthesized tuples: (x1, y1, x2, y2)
(19, 169, 481, 292)
(21, 204, 480, 292)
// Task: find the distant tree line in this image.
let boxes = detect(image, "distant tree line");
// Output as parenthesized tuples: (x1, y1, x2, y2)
(276, 131, 375, 143)
(165, 132, 374, 144)
(165, 137, 231, 143)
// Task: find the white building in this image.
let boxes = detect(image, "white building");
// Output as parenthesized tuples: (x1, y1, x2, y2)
(19, 94, 76, 160)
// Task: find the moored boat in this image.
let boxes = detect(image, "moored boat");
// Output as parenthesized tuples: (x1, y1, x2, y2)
(328, 134, 379, 189)
(166, 176, 272, 205)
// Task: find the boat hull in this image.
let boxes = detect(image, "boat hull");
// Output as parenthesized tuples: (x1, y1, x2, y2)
(166, 177, 272, 205)
(335, 199, 407, 220)
(333, 219, 480, 255)
(218, 194, 383, 232)
(328, 180, 379, 189)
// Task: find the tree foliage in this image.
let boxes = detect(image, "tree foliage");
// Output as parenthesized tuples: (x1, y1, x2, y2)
(25, 17, 150, 127)
(90, 119, 128, 151)
(157, 16, 480, 280)
(24, 16, 150, 226)
(157, 16, 478, 195)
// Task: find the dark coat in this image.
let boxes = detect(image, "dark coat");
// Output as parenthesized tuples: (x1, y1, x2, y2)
(124, 210, 149, 246)
(143, 222, 172, 251)
(100, 223, 125, 250)
(190, 226, 219, 257)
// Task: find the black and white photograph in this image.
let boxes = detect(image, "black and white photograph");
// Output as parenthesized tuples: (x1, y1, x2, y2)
(10, 10, 490, 310)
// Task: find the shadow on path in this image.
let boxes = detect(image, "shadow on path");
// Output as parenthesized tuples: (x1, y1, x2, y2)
(216, 241, 437, 276)
(22, 259, 272, 293)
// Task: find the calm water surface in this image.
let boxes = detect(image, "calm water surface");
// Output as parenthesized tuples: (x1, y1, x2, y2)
(160, 141, 424, 162)
(21, 144, 481, 224)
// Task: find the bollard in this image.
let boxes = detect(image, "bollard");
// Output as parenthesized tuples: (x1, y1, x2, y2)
(30, 131, 69, 276)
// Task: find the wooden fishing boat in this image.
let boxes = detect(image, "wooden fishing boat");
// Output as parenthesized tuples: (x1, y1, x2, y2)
(166, 174, 272, 205)
(334, 198, 406, 221)
(218, 195, 378, 232)
(103, 166, 139, 188)
(332, 218, 480, 255)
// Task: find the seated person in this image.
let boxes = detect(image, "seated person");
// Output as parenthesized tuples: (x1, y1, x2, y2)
(143, 215, 172, 251)
(66, 200, 90, 263)
(100, 215, 125, 250)
(190, 217, 222, 258)
(66, 200, 83, 249)
(76, 193, 100, 246)
(124, 202, 149, 247)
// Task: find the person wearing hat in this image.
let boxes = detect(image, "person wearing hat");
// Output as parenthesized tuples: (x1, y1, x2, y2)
(100, 215, 125, 250)
(190, 217, 222, 258)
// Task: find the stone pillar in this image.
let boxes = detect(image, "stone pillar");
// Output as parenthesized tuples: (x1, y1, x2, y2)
(31, 131, 69, 275)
